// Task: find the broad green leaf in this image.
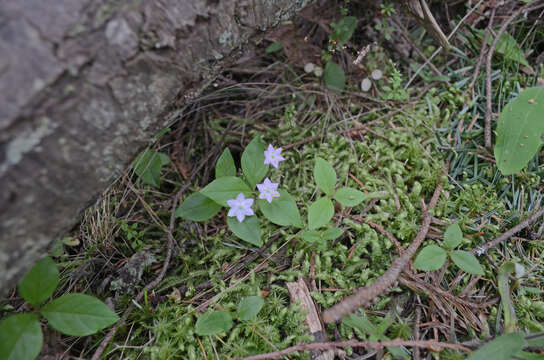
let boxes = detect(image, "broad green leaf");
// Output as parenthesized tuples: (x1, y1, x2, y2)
(195, 311, 233, 336)
(443, 223, 463, 249)
(330, 17, 357, 48)
(466, 332, 526, 360)
(241, 137, 268, 189)
(258, 189, 302, 227)
(450, 250, 484, 275)
(215, 148, 236, 178)
(301, 231, 327, 250)
(498, 262, 517, 333)
(308, 197, 334, 230)
(175, 192, 222, 221)
(200, 177, 252, 206)
(477, 29, 530, 67)
(132, 149, 170, 188)
(227, 216, 262, 246)
(322, 227, 344, 241)
(314, 157, 337, 195)
(515, 351, 544, 360)
(334, 187, 366, 207)
(41, 294, 119, 336)
(265, 42, 282, 54)
(323, 61, 345, 94)
(494, 87, 544, 175)
(413, 245, 447, 271)
(0, 314, 43, 360)
(237, 296, 264, 320)
(18, 257, 59, 307)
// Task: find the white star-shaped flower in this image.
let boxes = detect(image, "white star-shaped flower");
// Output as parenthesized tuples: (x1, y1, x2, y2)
(257, 178, 280, 203)
(227, 193, 254, 222)
(263, 144, 285, 168)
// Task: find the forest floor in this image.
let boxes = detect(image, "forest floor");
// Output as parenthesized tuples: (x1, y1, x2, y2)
(4, 1, 544, 359)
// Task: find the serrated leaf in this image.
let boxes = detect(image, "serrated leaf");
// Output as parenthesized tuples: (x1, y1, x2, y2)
(18, 257, 59, 307)
(322, 227, 344, 241)
(308, 197, 334, 230)
(413, 245, 447, 271)
(0, 314, 43, 360)
(323, 61, 345, 94)
(132, 149, 170, 188)
(200, 177, 252, 206)
(41, 294, 119, 336)
(334, 187, 367, 207)
(314, 157, 337, 195)
(175, 192, 222, 221)
(258, 189, 302, 227)
(237, 296, 264, 320)
(242, 137, 268, 189)
(466, 332, 526, 360)
(494, 87, 544, 175)
(443, 223, 463, 249)
(215, 148, 236, 178)
(195, 311, 233, 336)
(227, 216, 262, 246)
(450, 250, 484, 275)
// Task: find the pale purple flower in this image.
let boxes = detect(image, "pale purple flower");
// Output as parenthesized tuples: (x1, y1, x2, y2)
(263, 144, 285, 168)
(227, 193, 254, 222)
(257, 178, 280, 203)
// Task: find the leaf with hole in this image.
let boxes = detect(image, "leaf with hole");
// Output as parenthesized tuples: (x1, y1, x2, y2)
(200, 177, 252, 206)
(258, 189, 302, 227)
(334, 187, 367, 207)
(41, 294, 119, 336)
(494, 87, 544, 175)
(323, 61, 345, 94)
(308, 197, 334, 230)
(18, 257, 59, 307)
(450, 250, 484, 275)
(237, 296, 264, 320)
(242, 137, 268, 189)
(215, 148, 236, 178)
(227, 216, 262, 246)
(195, 311, 233, 336)
(413, 245, 447, 271)
(175, 192, 222, 221)
(0, 314, 43, 360)
(443, 223, 463, 249)
(314, 157, 336, 195)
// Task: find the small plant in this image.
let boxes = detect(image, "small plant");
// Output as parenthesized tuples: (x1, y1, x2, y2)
(0, 257, 119, 360)
(381, 60, 410, 101)
(132, 148, 171, 188)
(375, 1, 396, 41)
(322, 16, 357, 93)
(413, 223, 484, 275)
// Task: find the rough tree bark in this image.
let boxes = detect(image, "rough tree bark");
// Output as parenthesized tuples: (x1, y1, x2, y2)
(0, 0, 312, 294)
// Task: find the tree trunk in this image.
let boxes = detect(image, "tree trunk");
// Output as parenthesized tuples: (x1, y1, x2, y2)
(0, 0, 312, 294)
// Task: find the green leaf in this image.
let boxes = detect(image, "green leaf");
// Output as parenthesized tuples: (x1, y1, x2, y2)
(0, 314, 43, 360)
(241, 137, 268, 189)
(41, 294, 119, 336)
(258, 189, 302, 227)
(323, 61, 345, 94)
(494, 87, 544, 175)
(515, 351, 544, 360)
(18, 257, 59, 307)
(330, 17, 357, 48)
(195, 311, 233, 336)
(227, 216, 262, 246)
(265, 42, 282, 54)
(200, 177, 252, 206)
(175, 193, 222, 221)
(334, 187, 367, 207)
(413, 245, 447, 271)
(237, 296, 264, 320)
(476, 29, 530, 67)
(301, 230, 327, 250)
(314, 157, 337, 195)
(466, 332, 526, 360)
(498, 262, 518, 333)
(215, 148, 236, 178)
(450, 250, 484, 275)
(132, 149, 170, 188)
(322, 227, 344, 241)
(443, 223, 463, 249)
(308, 197, 334, 230)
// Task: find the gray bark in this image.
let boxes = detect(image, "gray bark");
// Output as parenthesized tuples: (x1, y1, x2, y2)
(0, 0, 311, 294)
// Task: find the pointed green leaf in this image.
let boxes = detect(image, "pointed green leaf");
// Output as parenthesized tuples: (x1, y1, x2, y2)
(132, 149, 169, 188)
(242, 137, 268, 189)
(494, 87, 544, 175)
(323, 61, 345, 94)
(322, 227, 344, 241)
(443, 223, 463, 249)
(195, 311, 233, 336)
(216, 148, 236, 178)
(314, 157, 337, 195)
(237, 296, 264, 320)
(308, 197, 334, 230)
(227, 216, 262, 246)
(334, 187, 367, 207)
(265, 42, 283, 54)
(450, 250, 484, 275)
(41, 294, 119, 336)
(200, 177, 252, 206)
(258, 189, 302, 227)
(0, 314, 43, 360)
(18, 257, 59, 307)
(413, 245, 447, 271)
(466, 332, 526, 360)
(175, 193, 222, 221)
